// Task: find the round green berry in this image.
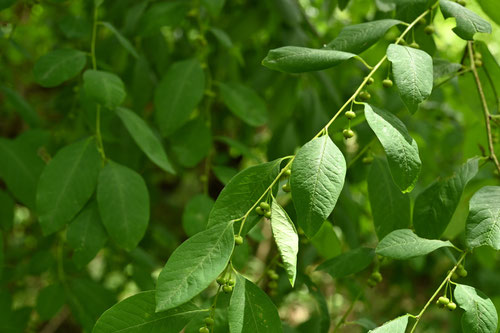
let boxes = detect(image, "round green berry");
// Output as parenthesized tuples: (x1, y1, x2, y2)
(436, 299, 445, 308)
(438, 296, 450, 305)
(282, 183, 291, 193)
(228, 277, 236, 286)
(216, 276, 227, 285)
(446, 302, 457, 311)
(359, 91, 371, 101)
(255, 206, 264, 215)
(204, 317, 215, 326)
(409, 42, 420, 49)
(264, 211, 271, 218)
(366, 77, 374, 85)
(474, 52, 482, 60)
(371, 272, 383, 283)
(268, 281, 278, 289)
(343, 129, 355, 139)
(419, 17, 427, 25)
(382, 79, 393, 88)
(457, 267, 468, 278)
(284, 169, 292, 177)
(259, 202, 270, 211)
(475, 59, 483, 68)
(199, 327, 210, 333)
(424, 25, 434, 35)
(234, 235, 244, 245)
(345, 110, 356, 119)
(223, 285, 233, 293)
(367, 278, 377, 288)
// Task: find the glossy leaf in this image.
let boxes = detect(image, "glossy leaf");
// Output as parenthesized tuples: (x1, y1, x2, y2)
(414, 157, 479, 239)
(291, 135, 346, 238)
(154, 58, 205, 136)
(37, 138, 101, 235)
(115, 107, 175, 174)
(440, 0, 492, 40)
(97, 161, 149, 251)
(33, 49, 87, 87)
(228, 274, 282, 333)
(454, 284, 498, 333)
(67, 201, 107, 268)
(327, 19, 402, 54)
(376, 229, 454, 260)
(387, 44, 433, 114)
(316, 247, 375, 278)
(262, 46, 356, 73)
(99, 22, 139, 59)
(270, 198, 298, 286)
(368, 158, 410, 239)
(364, 104, 421, 193)
(369, 315, 409, 333)
(466, 186, 500, 250)
(182, 194, 214, 237)
(93, 291, 203, 333)
(156, 222, 234, 312)
(219, 82, 267, 127)
(83, 70, 126, 109)
(0, 190, 14, 230)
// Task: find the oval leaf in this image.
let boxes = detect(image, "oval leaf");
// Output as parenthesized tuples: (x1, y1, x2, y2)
(219, 82, 267, 127)
(387, 44, 433, 114)
(316, 247, 375, 278)
(466, 186, 500, 250)
(154, 58, 205, 136)
(83, 70, 126, 109)
(364, 103, 421, 193)
(182, 194, 214, 237)
(93, 291, 204, 333)
(376, 229, 454, 260)
(270, 198, 299, 286)
(291, 135, 346, 238)
(369, 315, 409, 333)
(454, 284, 498, 333)
(34, 49, 87, 87)
(156, 222, 234, 312)
(37, 138, 101, 235)
(262, 46, 356, 73)
(115, 107, 175, 174)
(97, 161, 149, 251)
(228, 274, 282, 333)
(440, 0, 492, 40)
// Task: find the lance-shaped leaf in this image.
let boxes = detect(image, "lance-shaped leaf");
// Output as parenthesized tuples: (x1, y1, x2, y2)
(387, 44, 433, 114)
(376, 229, 455, 260)
(414, 157, 479, 239)
(270, 198, 298, 286)
(83, 70, 126, 109)
(207, 159, 282, 235)
(93, 291, 204, 333)
(154, 58, 205, 136)
(368, 315, 409, 333)
(291, 135, 346, 238)
(454, 284, 498, 333)
(99, 22, 139, 59)
(37, 138, 101, 235)
(219, 82, 267, 127)
(440, 0, 492, 40)
(115, 107, 175, 174)
(327, 19, 402, 54)
(97, 161, 149, 251)
(316, 247, 375, 278)
(466, 186, 500, 250)
(364, 104, 421, 193)
(34, 49, 87, 87)
(262, 46, 356, 73)
(368, 158, 410, 239)
(156, 222, 234, 312)
(228, 274, 282, 333)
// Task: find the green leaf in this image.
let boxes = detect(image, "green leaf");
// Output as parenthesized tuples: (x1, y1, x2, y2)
(270, 198, 298, 286)
(310, 221, 341, 259)
(376, 229, 454, 260)
(228, 274, 282, 333)
(316, 247, 375, 278)
(0, 86, 40, 127)
(414, 157, 479, 239)
(67, 200, 107, 268)
(115, 107, 175, 174)
(262, 46, 356, 73)
(368, 315, 409, 333)
(156, 222, 235, 312)
(368, 158, 411, 239)
(99, 22, 139, 59)
(33, 49, 87, 87)
(154, 58, 205, 136)
(170, 117, 212, 168)
(0, 190, 14, 230)
(466, 186, 500, 250)
(182, 194, 214, 237)
(327, 19, 402, 54)
(364, 104, 421, 193)
(440, 0, 492, 40)
(36, 284, 65, 320)
(477, 0, 500, 26)
(137, 1, 189, 36)
(83, 70, 126, 109)
(219, 82, 267, 127)
(93, 291, 203, 333)
(97, 161, 149, 251)
(291, 135, 346, 238)
(386, 44, 433, 114)
(207, 159, 282, 235)
(433, 58, 462, 84)
(454, 284, 498, 333)
(37, 138, 101, 235)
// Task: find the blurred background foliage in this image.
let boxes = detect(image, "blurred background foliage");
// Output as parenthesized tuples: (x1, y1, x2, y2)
(1, 0, 500, 332)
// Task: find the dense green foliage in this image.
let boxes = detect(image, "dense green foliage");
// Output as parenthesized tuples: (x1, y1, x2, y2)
(1, 0, 500, 332)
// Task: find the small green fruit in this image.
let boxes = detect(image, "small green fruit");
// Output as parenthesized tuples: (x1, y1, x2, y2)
(234, 235, 244, 245)
(409, 42, 420, 49)
(256, 206, 264, 215)
(446, 302, 457, 311)
(269, 272, 279, 280)
(457, 267, 468, 278)
(438, 296, 450, 305)
(474, 52, 482, 60)
(199, 327, 210, 333)
(424, 25, 434, 35)
(419, 17, 427, 25)
(383, 79, 393, 88)
(366, 77, 374, 85)
(367, 278, 377, 288)
(216, 276, 227, 285)
(228, 278, 236, 286)
(475, 59, 483, 68)
(362, 156, 374, 164)
(371, 272, 383, 283)
(359, 91, 371, 101)
(268, 281, 278, 289)
(204, 317, 215, 326)
(436, 299, 445, 308)
(259, 202, 270, 211)
(343, 129, 355, 139)
(223, 285, 233, 293)
(345, 110, 356, 119)
(284, 169, 292, 177)
(264, 211, 271, 218)
(282, 183, 291, 193)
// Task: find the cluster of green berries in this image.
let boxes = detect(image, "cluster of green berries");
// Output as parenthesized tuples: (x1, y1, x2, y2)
(343, 108, 356, 139)
(256, 201, 271, 218)
(367, 271, 383, 288)
(199, 315, 215, 333)
(474, 52, 483, 68)
(456, 264, 468, 278)
(436, 296, 457, 311)
(267, 269, 279, 289)
(282, 169, 292, 192)
(216, 274, 236, 293)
